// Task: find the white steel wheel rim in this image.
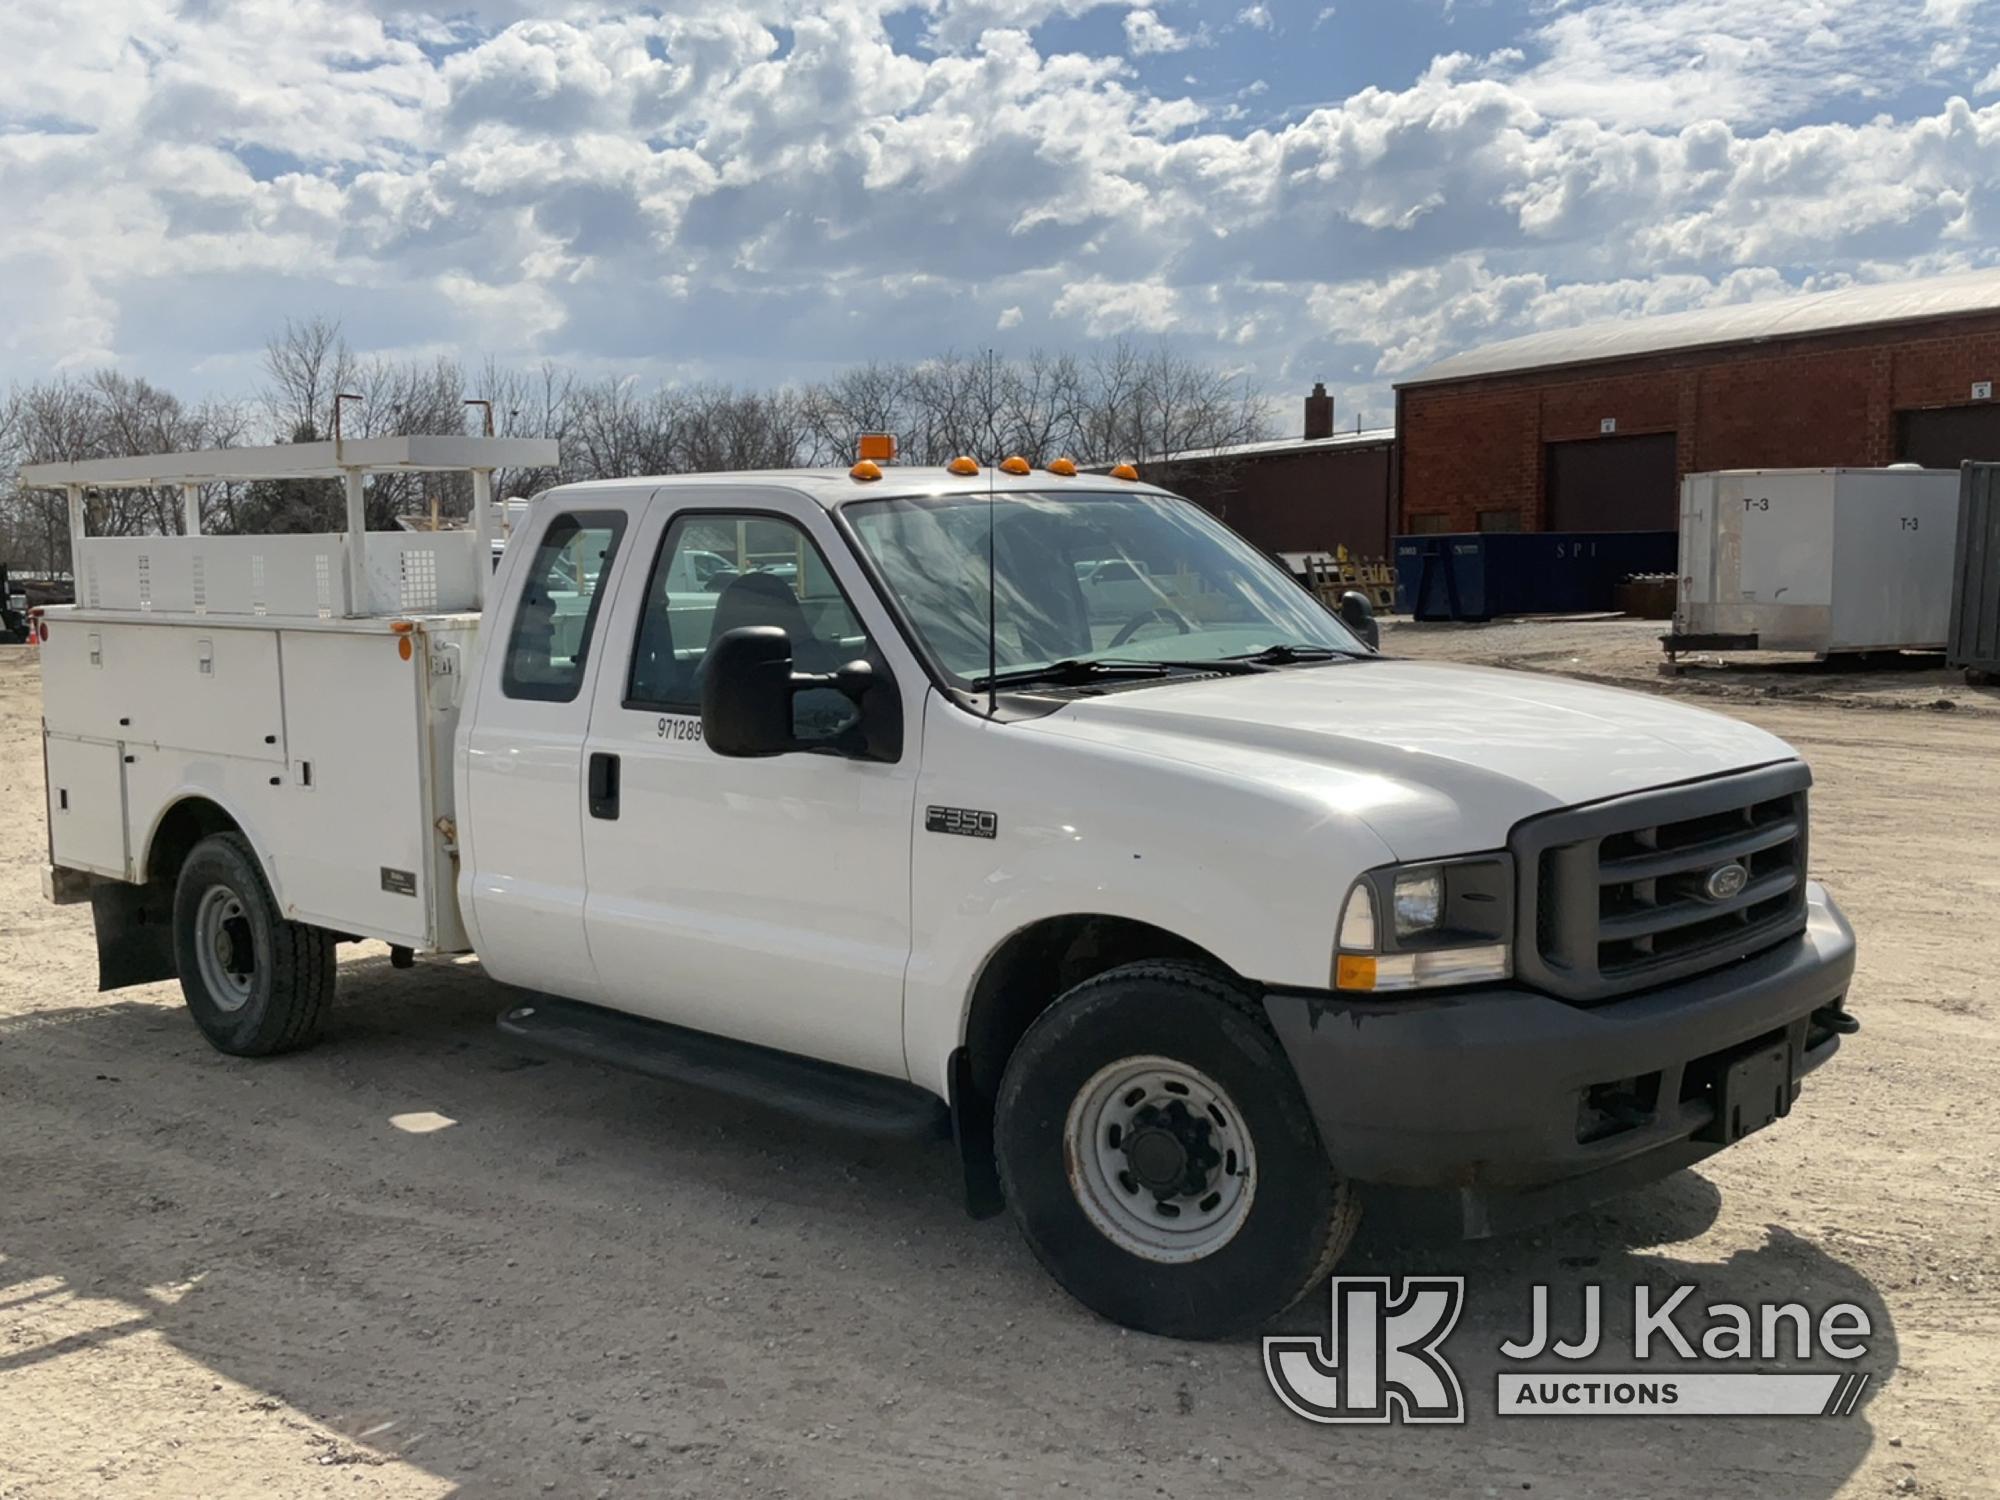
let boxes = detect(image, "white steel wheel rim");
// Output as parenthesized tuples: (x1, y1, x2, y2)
(1063, 1055, 1257, 1264)
(194, 885, 256, 1013)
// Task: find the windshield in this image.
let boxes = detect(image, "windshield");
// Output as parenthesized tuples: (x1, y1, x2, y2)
(844, 489, 1366, 685)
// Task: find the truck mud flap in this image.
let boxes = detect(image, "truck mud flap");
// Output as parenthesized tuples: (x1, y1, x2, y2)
(91, 881, 178, 992)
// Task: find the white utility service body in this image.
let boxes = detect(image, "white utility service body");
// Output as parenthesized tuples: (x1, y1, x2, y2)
(34, 446, 1860, 1339)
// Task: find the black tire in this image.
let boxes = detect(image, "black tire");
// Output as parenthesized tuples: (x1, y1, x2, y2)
(994, 960, 1358, 1339)
(172, 832, 335, 1056)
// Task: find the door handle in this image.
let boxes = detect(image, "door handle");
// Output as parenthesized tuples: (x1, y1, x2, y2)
(588, 752, 621, 820)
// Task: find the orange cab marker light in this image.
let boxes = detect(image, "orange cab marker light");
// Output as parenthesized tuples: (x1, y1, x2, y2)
(857, 432, 897, 463)
(1335, 954, 1376, 991)
(389, 619, 415, 633)
(850, 460, 883, 481)
(1109, 462, 1140, 481)
(1046, 457, 1078, 477)
(947, 456, 980, 476)
(1000, 455, 1031, 476)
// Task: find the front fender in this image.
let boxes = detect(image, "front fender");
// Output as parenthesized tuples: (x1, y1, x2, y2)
(902, 694, 1396, 1094)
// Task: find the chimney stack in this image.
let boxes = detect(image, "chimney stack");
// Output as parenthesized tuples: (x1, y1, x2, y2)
(1304, 381, 1335, 441)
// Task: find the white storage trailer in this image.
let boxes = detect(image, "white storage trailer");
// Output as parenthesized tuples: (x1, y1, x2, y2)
(1672, 467, 1961, 658)
(26, 436, 557, 968)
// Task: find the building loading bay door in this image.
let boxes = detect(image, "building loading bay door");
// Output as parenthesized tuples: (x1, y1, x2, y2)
(1898, 405, 2000, 468)
(1544, 432, 1678, 531)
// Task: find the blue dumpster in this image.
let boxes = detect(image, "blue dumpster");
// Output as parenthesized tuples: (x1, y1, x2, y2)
(1394, 532, 1677, 621)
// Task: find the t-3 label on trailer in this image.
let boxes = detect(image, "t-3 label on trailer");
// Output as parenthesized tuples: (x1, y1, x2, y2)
(380, 867, 417, 897)
(926, 806, 998, 840)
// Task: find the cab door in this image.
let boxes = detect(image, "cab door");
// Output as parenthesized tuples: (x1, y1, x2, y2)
(461, 496, 643, 998)
(578, 489, 921, 1079)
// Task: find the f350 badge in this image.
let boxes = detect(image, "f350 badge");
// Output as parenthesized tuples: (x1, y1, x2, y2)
(926, 806, 998, 840)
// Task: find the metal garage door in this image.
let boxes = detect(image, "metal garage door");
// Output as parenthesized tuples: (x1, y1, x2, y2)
(1897, 405, 2000, 468)
(1544, 433, 1678, 531)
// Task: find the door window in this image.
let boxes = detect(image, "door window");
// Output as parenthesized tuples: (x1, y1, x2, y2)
(502, 512, 626, 702)
(625, 513, 872, 740)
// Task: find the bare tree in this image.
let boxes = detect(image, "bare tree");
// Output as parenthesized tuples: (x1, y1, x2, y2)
(798, 362, 916, 465)
(260, 316, 355, 446)
(474, 357, 575, 500)
(0, 319, 1269, 570)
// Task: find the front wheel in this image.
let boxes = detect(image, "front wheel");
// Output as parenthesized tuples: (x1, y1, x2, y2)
(994, 961, 1358, 1339)
(172, 832, 336, 1056)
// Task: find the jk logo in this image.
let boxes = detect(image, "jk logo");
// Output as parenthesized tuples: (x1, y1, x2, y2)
(1264, 1276, 1466, 1424)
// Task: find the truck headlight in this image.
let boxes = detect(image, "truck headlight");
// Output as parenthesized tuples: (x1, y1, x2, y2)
(1392, 868, 1443, 937)
(1335, 856, 1513, 993)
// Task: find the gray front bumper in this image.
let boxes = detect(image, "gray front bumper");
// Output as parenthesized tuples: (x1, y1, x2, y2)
(1263, 883, 1855, 1222)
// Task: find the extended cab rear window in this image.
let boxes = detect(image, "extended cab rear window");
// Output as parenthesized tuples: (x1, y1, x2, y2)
(502, 512, 627, 702)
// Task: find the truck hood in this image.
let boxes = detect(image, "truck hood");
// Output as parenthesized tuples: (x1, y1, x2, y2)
(1017, 659, 1798, 859)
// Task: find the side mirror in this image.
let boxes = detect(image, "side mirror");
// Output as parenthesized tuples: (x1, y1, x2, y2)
(701, 627, 904, 762)
(702, 627, 797, 757)
(1337, 589, 1380, 651)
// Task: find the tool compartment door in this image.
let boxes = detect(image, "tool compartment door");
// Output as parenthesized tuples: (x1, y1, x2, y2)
(276, 629, 436, 945)
(41, 619, 285, 762)
(45, 736, 129, 878)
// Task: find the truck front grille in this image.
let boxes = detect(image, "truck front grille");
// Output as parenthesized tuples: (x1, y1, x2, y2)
(1513, 763, 1811, 1003)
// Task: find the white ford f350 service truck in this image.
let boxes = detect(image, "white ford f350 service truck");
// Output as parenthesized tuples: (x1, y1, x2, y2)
(29, 438, 1859, 1339)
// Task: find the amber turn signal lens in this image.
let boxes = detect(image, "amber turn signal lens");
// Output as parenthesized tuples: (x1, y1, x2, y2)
(1335, 954, 1377, 992)
(398, 636, 414, 661)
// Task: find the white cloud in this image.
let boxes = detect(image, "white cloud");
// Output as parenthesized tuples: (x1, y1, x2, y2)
(1, 0, 1998, 418)
(1123, 8, 1189, 56)
(1237, 4, 1273, 29)
(1052, 277, 1183, 335)
(1508, 0, 2000, 128)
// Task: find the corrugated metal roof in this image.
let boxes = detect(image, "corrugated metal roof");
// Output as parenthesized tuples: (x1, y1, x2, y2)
(1400, 266, 2000, 387)
(1085, 426, 1395, 471)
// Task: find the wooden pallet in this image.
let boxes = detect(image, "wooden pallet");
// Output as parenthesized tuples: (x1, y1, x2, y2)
(1303, 549, 1397, 611)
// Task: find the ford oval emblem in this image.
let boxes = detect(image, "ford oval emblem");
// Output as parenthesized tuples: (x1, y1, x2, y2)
(1704, 862, 1749, 901)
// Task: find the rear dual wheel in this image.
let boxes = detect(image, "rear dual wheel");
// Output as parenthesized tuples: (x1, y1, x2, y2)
(995, 961, 1358, 1339)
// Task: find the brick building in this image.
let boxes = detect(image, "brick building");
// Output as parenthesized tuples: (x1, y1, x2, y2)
(1392, 267, 2000, 535)
(1136, 384, 1397, 559)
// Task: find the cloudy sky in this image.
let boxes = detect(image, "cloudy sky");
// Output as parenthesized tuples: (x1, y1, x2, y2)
(3, 0, 1998, 431)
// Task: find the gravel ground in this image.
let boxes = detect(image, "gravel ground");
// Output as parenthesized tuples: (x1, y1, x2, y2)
(2, 625, 1995, 1500)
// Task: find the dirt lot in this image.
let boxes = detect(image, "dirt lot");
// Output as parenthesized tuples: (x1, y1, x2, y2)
(2, 626, 1996, 1500)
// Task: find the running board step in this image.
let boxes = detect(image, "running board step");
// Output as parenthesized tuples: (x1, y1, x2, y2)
(497, 997, 949, 1140)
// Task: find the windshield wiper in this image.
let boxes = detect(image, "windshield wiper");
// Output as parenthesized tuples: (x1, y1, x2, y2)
(971, 656, 1266, 690)
(1229, 643, 1371, 665)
